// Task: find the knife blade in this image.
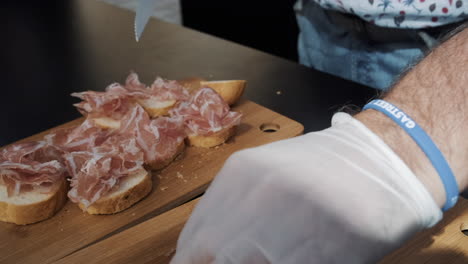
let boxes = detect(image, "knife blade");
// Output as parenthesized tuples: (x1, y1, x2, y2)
(134, 0, 158, 42)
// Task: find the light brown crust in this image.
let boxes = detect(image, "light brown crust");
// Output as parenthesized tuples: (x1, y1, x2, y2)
(187, 126, 236, 148)
(0, 178, 68, 225)
(148, 140, 186, 170)
(79, 170, 152, 215)
(200, 80, 246, 106)
(143, 105, 174, 118)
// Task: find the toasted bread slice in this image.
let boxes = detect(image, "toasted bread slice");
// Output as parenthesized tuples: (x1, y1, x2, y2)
(200, 80, 246, 106)
(148, 140, 186, 170)
(79, 169, 152, 215)
(0, 177, 68, 225)
(137, 98, 177, 118)
(92, 117, 121, 130)
(187, 126, 236, 148)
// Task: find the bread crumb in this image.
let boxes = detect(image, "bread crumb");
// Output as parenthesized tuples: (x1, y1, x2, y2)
(160, 186, 168, 191)
(276, 90, 282, 95)
(132, 212, 136, 216)
(183, 179, 188, 183)
(176, 171, 184, 179)
(60, 228, 64, 232)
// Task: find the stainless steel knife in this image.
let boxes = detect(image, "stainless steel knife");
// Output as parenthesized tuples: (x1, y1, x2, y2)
(134, 0, 158, 42)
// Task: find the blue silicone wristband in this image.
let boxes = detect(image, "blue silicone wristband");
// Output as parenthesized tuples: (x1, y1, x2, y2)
(363, 99, 458, 211)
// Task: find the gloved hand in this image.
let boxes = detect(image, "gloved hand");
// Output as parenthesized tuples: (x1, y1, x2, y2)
(171, 113, 442, 264)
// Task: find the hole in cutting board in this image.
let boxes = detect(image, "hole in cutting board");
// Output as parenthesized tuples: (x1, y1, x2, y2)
(461, 223, 468, 236)
(260, 123, 280, 133)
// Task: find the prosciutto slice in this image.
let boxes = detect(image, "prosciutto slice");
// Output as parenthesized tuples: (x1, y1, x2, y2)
(72, 73, 189, 120)
(119, 105, 186, 165)
(125, 72, 146, 91)
(71, 83, 134, 119)
(1, 73, 240, 207)
(61, 117, 145, 207)
(66, 135, 145, 208)
(45, 119, 109, 153)
(150, 116, 186, 162)
(170, 87, 242, 136)
(0, 141, 66, 196)
(46, 119, 136, 208)
(64, 105, 184, 208)
(124, 72, 190, 102)
(63, 104, 184, 208)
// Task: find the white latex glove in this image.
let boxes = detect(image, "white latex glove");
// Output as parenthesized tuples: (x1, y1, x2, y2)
(171, 113, 442, 264)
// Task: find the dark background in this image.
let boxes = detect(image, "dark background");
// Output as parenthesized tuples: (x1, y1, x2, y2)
(1, 1, 84, 145)
(181, 0, 300, 62)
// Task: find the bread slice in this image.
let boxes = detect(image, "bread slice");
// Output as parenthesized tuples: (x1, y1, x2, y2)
(200, 80, 246, 106)
(79, 169, 152, 215)
(137, 98, 177, 118)
(187, 126, 236, 148)
(92, 117, 121, 130)
(0, 177, 68, 225)
(148, 140, 186, 170)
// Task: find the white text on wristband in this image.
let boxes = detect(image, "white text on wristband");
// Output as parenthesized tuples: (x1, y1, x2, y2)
(363, 99, 458, 211)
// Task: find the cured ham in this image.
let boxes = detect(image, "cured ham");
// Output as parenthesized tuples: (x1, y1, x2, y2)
(45, 119, 109, 153)
(59, 114, 145, 207)
(66, 136, 145, 208)
(1, 72, 242, 212)
(118, 105, 159, 163)
(72, 73, 190, 121)
(71, 83, 134, 119)
(170, 87, 242, 136)
(64, 105, 184, 207)
(150, 116, 186, 162)
(0, 141, 66, 196)
(119, 105, 186, 166)
(125, 72, 190, 102)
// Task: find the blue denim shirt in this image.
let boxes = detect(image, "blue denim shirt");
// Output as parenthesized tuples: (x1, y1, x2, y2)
(295, 0, 441, 90)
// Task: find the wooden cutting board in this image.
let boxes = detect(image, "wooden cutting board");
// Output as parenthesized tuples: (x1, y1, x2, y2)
(380, 197, 468, 264)
(0, 99, 303, 264)
(54, 198, 200, 264)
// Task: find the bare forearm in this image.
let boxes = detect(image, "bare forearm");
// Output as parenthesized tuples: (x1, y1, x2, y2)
(356, 25, 468, 208)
